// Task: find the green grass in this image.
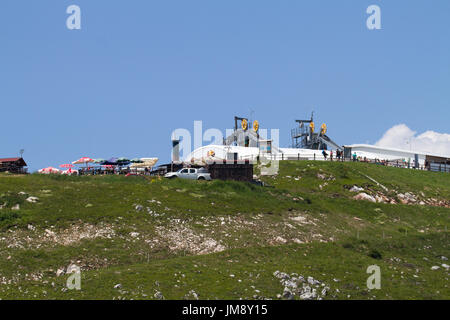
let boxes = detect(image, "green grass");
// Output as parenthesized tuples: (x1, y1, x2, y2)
(0, 161, 448, 300)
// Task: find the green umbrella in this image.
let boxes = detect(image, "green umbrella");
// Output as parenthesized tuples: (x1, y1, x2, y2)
(93, 159, 105, 164)
(131, 158, 143, 163)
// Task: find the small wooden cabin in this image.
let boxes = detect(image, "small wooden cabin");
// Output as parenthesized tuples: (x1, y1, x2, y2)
(0, 157, 28, 174)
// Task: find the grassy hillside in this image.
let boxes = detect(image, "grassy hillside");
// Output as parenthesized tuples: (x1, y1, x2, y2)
(0, 161, 448, 300)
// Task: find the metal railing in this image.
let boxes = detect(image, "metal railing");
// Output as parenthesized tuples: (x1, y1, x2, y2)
(238, 152, 447, 173)
(430, 163, 450, 173)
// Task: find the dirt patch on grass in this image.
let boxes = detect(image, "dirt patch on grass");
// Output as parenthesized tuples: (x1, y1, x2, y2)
(187, 213, 330, 248)
(0, 222, 116, 249)
(153, 224, 226, 255)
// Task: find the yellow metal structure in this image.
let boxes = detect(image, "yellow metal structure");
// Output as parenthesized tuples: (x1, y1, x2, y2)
(241, 119, 248, 131)
(309, 122, 315, 133)
(253, 120, 259, 132)
(321, 123, 327, 135)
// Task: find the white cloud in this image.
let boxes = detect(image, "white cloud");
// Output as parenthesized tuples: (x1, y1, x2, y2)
(375, 124, 450, 156)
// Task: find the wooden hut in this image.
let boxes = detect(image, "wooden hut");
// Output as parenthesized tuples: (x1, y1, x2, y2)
(0, 158, 28, 174)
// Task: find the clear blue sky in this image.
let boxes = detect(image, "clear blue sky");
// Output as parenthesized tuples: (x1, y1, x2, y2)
(1, 1, 449, 171)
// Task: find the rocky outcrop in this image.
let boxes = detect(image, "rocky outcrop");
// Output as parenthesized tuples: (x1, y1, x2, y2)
(349, 186, 450, 208)
(273, 271, 330, 300)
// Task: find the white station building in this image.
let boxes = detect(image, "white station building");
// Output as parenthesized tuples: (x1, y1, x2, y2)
(343, 144, 450, 167)
(184, 142, 450, 170)
(179, 118, 450, 172)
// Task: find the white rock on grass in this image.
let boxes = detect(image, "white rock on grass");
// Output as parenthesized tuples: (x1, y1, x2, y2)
(275, 272, 328, 300)
(442, 264, 450, 270)
(350, 186, 364, 193)
(307, 276, 320, 286)
(188, 290, 199, 300)
(275, 236, 287, 244)
(283, 288, 295, 300)
(45, 229, 55, 237)
(431, 266, 440, 271)
(397, 192, 417, 204)
(154, 291, 164, 300)
(11, 204, 20, 211)
(353, 193, 376, 203)
(284, 280, 298, 289)
(26, 197, 39, 203)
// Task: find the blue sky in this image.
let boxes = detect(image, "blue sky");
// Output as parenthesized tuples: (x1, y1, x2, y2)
(1, 1, 449, 171)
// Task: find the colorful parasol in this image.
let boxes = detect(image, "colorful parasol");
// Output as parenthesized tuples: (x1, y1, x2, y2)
(38, 167, 61, 174)
(72, 157, 94, 165)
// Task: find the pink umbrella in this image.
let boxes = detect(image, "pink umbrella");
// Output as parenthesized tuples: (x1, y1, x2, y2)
(38, 167, 61, 174)
(62, 169, 78, 175)
(72, 157, 94, 170)
(72, 157, 93, 165)
(60, 164, 74, 173)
